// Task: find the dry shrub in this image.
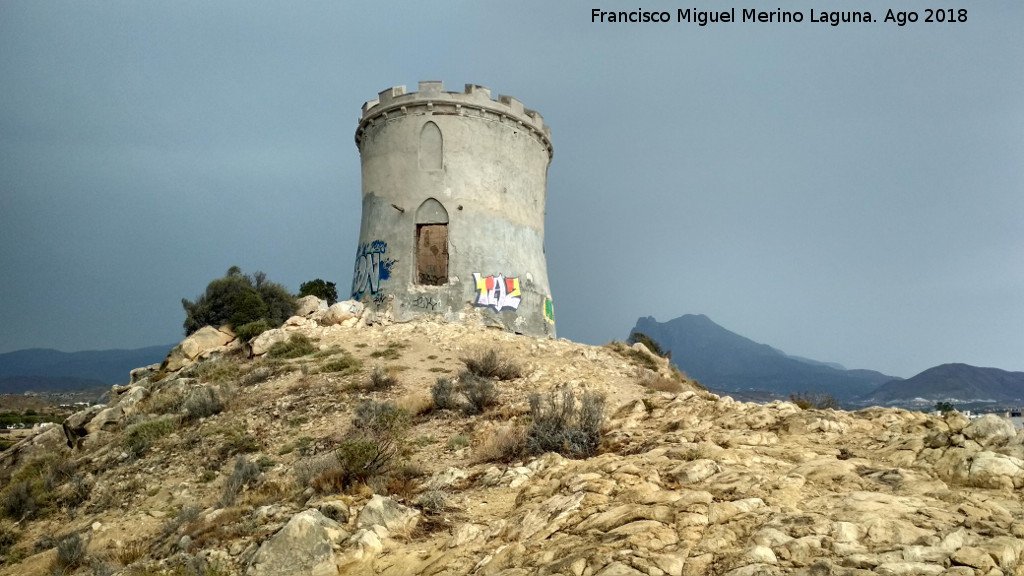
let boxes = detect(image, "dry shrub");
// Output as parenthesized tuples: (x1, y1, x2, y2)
(646, 377, 684, 393)
(431, 377, 459, 411)
(474, 424, 526, 463)
(112, 539, 148, 567)
(417, 489, 448, 513)
(459, 372, 498, 415)
(396, 393, 434, 418)
(367, 366, 398, 391)
(218, 456, 261, 508)
(461, 349, 522, 380)
(526, 387, 605, 459)
(789, 391, 839, 410)
(51, 532, 86, 574)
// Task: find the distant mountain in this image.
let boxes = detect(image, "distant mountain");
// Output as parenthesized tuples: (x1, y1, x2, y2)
(864, 363, 1024, 406)
(629, 315, 897, 402)
(0, 345, 171, 392)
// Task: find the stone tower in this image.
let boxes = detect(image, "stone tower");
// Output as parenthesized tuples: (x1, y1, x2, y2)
(351, 81, 555, 338)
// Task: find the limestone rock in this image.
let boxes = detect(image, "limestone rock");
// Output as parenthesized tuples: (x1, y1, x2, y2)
(86, 405, 124, 435)
(251, 328, 288, 356)
(165, 325, 234, 371)
(951, 546, 997, 571)
(317, 499, 349, 524)
(246, 510, 344, 576)
(294, 295, 326, 317)
(963, 415, 1017, 448)
(318, 300, 364, 326)
(967, 451, 1024, 490)
(356, 495, 420, 535)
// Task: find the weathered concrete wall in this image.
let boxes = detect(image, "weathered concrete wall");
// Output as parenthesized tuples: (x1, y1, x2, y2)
(351, 81, 556, 338)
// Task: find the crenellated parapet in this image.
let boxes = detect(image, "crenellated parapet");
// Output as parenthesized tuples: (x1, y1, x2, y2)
(356, 81, 553, 158)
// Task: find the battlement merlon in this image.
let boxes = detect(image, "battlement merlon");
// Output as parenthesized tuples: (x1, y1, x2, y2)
(356, 81, 553, 159)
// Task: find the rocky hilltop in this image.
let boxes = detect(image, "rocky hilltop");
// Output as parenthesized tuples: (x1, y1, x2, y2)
(3, 305, 1024, 576)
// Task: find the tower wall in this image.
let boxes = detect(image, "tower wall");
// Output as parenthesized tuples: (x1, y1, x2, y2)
(351, 81, 555, 338)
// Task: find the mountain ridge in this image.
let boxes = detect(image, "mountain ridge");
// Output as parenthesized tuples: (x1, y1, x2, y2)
(630, 314, 896, 402)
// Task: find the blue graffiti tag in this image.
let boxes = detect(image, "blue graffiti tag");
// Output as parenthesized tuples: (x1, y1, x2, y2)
(352, 240, 396, 299)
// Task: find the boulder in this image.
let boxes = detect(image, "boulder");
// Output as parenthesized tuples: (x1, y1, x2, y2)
(318, 300, 364, 326)
(86, 405, 125, 435)
(356, 495, 420, 535)
(63, 404, 104, 442)
(246, 510, 346, 576)
(165, 326, 235, 371)
(966, 451, 1024, 490)
(963, 415, 1016, 448)
(251, 328, 288, 356)
(294, 295, 326, 317)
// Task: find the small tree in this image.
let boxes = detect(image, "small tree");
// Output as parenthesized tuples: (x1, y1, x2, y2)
(299, 279, 338, 306)
(627, 332, 671, 359)
(935, 401, 956, 415)
(181, 267, 296, 337)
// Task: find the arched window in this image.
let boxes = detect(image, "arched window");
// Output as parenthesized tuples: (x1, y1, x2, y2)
(419, 121, 443, 170)
(415, 198, 448, 285)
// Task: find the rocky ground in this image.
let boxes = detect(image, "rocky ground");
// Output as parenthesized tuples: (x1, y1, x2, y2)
(3, 304, 1024, 576)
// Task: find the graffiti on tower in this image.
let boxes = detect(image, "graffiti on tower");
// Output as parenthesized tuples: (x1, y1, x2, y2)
(472, 273, 521, 312)
(352, 240, 396, 299)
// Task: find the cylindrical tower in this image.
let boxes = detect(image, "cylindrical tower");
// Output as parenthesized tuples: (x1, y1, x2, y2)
(351, 81, 555, 338)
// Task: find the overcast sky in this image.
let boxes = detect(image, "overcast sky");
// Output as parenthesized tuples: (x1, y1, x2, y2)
(1, 0, 1021, 378)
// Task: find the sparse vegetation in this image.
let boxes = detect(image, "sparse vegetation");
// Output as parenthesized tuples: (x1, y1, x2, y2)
(447, 434, 469, 451)
(458, 372, 498, 415)
(607, 341, 660, 372)
(367, 366, 398, 391)
(181, 386, 225, 423)
(267, 334, 316, 359)
(181, 266, 296, 337)
(789, 391, 839, 410)
(431, 377, 459, 410)
(122, 416, 177, 461)
(474, 424, 527, 463)
(302, 401, 411, 495)
(417, 489, 449, 513)
(320, 353, 362, 376)
(218, 456, 261, 508)
(628, 331, 671, 359)
(0, 522, 19, 557)
(370, 341, 407, 360)
(526, 387, 605, 459)
(461, 349, 522, 380)
(51, 532, 86, 575)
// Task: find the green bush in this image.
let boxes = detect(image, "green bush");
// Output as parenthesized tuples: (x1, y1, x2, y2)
(627, 331, 671, 359)
(267, 334, 316, 359)
(526, 387, 605, 459)
(181, 266, 296, 336)
(299, 279, 338, 306)
(234, 319, 271, 343)
(461, 349, 522, 381)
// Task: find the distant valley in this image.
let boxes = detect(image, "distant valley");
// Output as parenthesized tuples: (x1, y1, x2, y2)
(630, 314, 1024, 409)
